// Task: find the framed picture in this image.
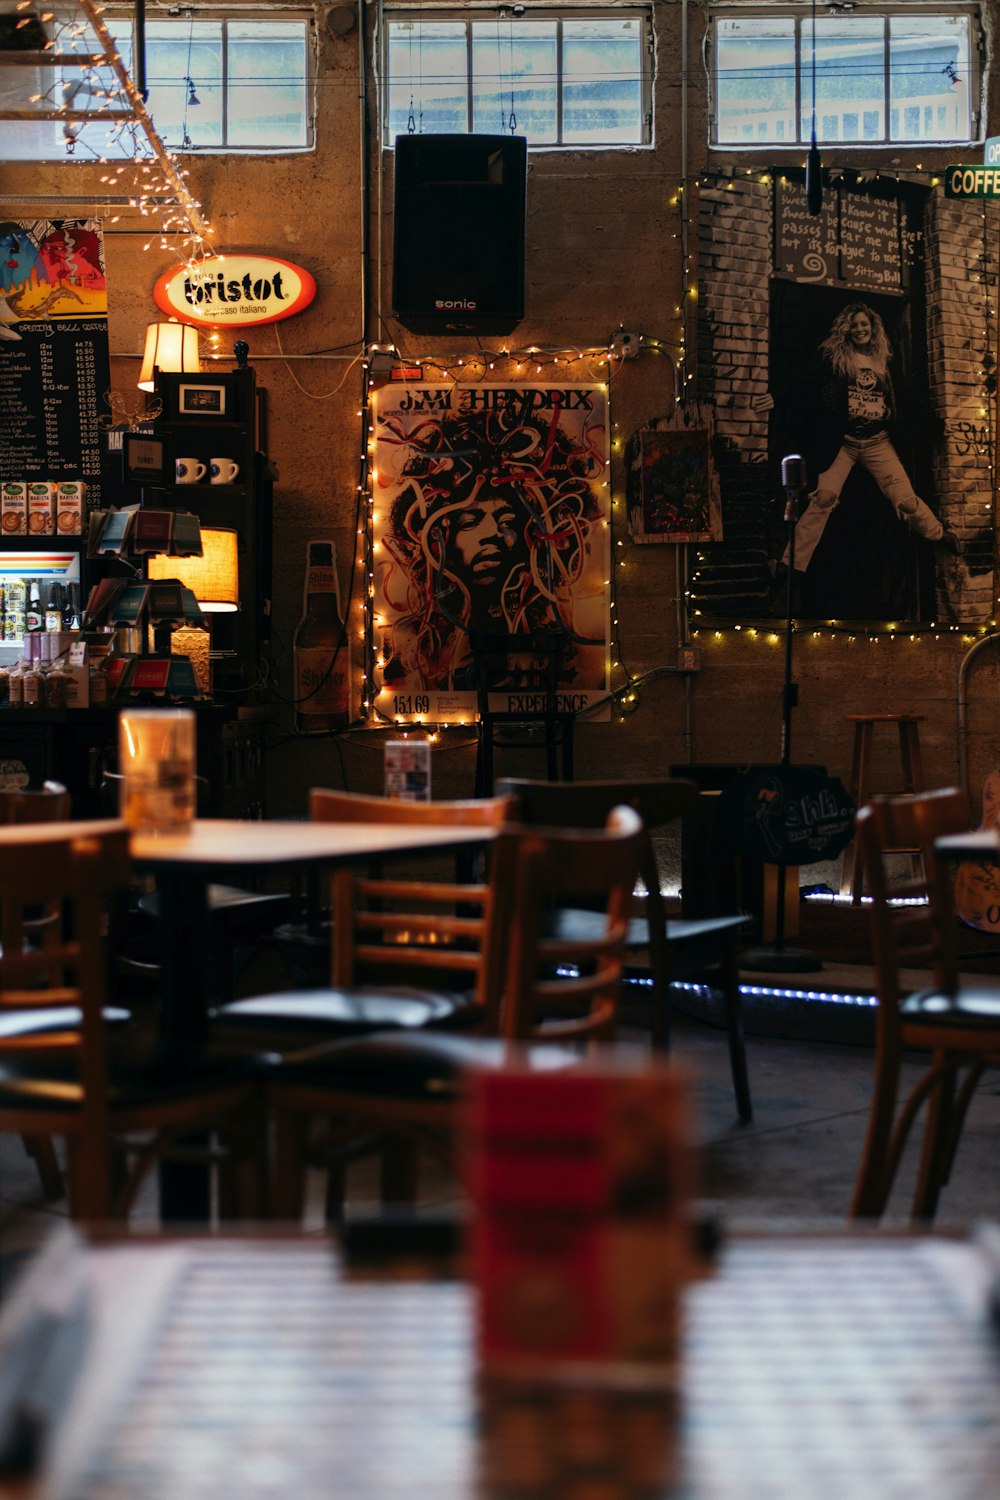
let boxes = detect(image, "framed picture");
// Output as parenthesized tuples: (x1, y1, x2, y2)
(627, 407, 723, 544)
(124, 433, 167, 483)
(178, 382, 227, 417)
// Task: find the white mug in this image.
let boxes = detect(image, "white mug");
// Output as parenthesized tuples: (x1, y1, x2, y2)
(210, 457, 240, 485)
(176, 457, 206, 484)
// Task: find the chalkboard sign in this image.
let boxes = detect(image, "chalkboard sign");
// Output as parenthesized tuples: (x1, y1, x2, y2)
(0, 219, 111, 507)
(775, 176, 920, 294)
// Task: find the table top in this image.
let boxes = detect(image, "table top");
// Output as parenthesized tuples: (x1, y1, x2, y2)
(0, 817, 496, 871)
(4, 1227, 1000, 1500)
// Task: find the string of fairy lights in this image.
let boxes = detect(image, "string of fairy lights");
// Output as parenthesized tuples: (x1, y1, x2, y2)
(13, 0, 214, 265)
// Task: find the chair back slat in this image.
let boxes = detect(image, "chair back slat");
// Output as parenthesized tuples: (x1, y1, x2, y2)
(314, 792, 515, 1003)
(492, 804, 644, 1043)
(858, 787, 970, 1015)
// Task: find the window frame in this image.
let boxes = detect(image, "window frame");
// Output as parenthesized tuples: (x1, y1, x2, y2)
(706, 4, 983, 151)
(0, 10, 314, 161)
(380, 5, 654, 151)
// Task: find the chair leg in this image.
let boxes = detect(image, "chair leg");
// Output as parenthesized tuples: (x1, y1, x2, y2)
(379, 1135, 419, 1209)
(270, 1107, 310, 1221)
(719, 939, 753, 1123)
(21, 1133, 65, 1200)
(850, 1042, 902, 1218)
(911, 1061, 956, 1222)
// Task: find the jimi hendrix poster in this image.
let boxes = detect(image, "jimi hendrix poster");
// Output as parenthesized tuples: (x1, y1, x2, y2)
(371, 384, 611, 724)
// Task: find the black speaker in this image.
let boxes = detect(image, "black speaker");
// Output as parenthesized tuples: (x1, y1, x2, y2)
(392, 134, 527, 336)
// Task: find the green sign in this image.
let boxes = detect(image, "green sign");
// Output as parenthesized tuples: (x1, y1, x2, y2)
(944, 164, 1000, 199)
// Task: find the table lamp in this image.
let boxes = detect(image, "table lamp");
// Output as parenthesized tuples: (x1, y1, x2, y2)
(138, 320, 201, 392)
(148, 528, 239, 692)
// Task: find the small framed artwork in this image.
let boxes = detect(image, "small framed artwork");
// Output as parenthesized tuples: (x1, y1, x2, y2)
(626, 409, 723, 544)
(178, 381, 227, 417)
(124, 433, 167, 484)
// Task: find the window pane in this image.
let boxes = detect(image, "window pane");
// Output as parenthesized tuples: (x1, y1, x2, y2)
(387, 21, 468, 137)
(715, 17, 796, 145)
(61, 21, 135, 160)
(228, 22, 308, 147)
(147, 23, 223, 148)
(802, 16, 884, 144)
(471, 22, 556, 143)
(563, 18, 643, 144)
(889, 14, 969, 143)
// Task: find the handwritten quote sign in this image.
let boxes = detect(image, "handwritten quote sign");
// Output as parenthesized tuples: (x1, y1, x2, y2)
(775, 178, 921, 292)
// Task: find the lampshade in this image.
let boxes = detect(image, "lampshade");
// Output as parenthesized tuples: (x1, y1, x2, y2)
(147, 527, 239, 611)
(137, 320, 201, 391)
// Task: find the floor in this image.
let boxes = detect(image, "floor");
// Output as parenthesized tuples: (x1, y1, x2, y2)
(4, 1004, 1000, 1304)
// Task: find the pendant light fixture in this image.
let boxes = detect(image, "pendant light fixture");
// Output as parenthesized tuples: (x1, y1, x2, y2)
(805, 0, 823, 215)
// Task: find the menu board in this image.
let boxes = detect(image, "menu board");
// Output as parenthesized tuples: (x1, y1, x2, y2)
(775, 177, 918, 293)
(0, 218, 110, 506)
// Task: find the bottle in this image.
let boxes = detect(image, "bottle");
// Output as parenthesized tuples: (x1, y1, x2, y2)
(63, 582, 80, 631)
(44, 583, 62, 633)
(25, 580, 42, 633)
(293, 540, 350, 732)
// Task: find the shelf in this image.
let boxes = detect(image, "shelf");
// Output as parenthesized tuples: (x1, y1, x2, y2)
(0, 536, 87, 552)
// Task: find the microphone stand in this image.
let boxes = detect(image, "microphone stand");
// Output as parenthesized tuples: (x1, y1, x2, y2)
(742, 454, 822, 974)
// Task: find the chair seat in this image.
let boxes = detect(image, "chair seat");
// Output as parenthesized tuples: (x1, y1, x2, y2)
(0, 1045, 261, 1112)
(904, 984, 1000, 1028)
(265, 1029, 581, 1099)
(138, 885, 291, 926)
(212, 986, 482, 1045)
(544, 908, 746, 956)
(0, 1005, 132, 1043)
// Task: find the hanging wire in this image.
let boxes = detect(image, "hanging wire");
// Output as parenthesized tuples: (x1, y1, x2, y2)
(495, 11, 505, 134)
(406, 18, 416, 133)
(507, 8, 517, 134)
(181, 8, 197, 149)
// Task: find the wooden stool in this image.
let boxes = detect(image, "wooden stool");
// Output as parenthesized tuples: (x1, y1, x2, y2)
(839, 713, 925, 903)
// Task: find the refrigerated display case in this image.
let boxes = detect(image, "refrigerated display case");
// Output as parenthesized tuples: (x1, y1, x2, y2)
(0, 546, 83, 662)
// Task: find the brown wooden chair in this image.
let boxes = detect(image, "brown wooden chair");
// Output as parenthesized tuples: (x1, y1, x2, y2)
(212, 790, 517, 1051)
(0, 827, 264, 1222)
(263, 805, 644, 1221)
(850, 785, 1000, 1222)
(497, 777, 753, 1121)
(0, 781, 72, 1199)
(468, 628, 575, 795)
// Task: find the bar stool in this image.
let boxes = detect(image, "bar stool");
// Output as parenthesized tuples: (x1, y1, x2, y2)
(839, 713, 925, 903)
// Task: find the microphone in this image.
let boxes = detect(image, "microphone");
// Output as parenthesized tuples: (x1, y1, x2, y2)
(806, 140, 823, 216)
(781, 454, 805, 493)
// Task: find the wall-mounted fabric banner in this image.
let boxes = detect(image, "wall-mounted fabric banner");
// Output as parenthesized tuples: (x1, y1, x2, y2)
(627, 400, 723, 544)
(0, 218, 110, 503)
(371, 384, 611, 724)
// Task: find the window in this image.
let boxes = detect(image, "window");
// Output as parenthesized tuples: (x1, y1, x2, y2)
(709, 7, 980, 147)
(383, 9, 652, 148)
(0, 15, 311, 161)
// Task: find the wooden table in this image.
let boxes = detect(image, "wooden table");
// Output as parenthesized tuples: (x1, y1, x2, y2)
(3, 1226, 999, 1499)
(0, 817, 497, 1218)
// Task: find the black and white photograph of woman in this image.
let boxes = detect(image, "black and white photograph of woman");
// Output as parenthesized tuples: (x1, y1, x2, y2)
(765, 288, 960, 621)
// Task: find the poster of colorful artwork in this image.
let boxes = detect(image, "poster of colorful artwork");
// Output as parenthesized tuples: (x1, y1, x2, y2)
(371, 384, 611, 724)
(0, 218, 110, 496)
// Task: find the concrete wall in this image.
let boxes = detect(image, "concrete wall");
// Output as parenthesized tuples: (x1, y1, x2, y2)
(5, 0, 1000, 825)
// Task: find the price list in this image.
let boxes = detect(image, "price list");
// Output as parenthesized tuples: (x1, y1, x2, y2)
(0, 318, 109, 499)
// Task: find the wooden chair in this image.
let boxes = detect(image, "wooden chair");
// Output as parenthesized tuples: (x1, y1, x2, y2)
(0, 781, 72, 1199)
(497, 777, 753, 1121)
(212, 790, 517, 1052)
(850, 786, 1000, 1222)
(264, 805, 644, 1221)
(467, 628, 575, 795)
(0, 827, 264, 1222)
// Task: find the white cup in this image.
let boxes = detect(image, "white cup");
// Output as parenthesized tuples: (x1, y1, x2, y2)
(210, 457, 240, 485)
(118, 708, 196, 833)
(176, 457, 206, 485)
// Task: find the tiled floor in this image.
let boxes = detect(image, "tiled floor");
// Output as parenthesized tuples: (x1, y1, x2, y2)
(4, 1009, 1000, 1303)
